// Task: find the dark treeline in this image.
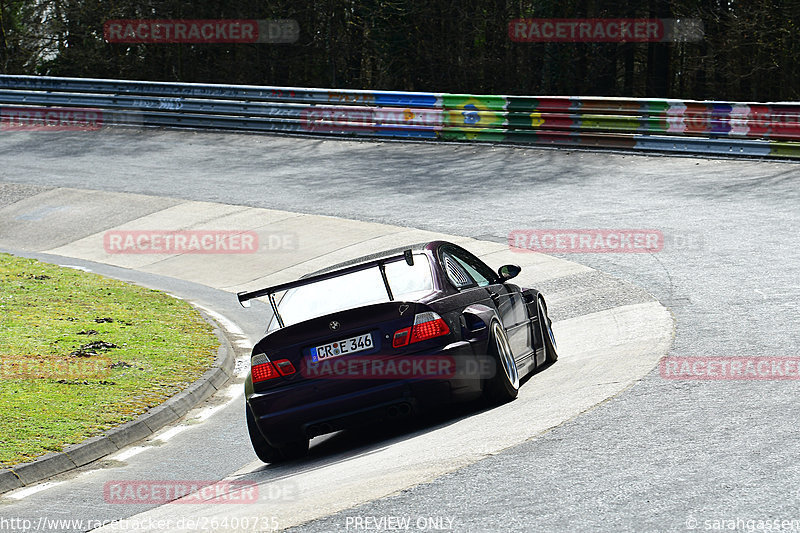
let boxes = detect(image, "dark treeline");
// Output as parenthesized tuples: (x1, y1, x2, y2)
(0, 0, 797, 100)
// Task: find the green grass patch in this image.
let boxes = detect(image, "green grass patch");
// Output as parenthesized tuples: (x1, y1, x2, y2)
(0, 253, 219, 467)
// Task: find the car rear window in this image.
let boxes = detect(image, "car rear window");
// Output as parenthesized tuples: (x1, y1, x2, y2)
(268, 254, 434, 330)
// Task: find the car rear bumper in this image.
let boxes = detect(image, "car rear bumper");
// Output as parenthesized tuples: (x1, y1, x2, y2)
(247, 343, 486, 446)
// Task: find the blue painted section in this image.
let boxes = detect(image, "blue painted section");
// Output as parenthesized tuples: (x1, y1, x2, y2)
(374, 93, 439, 108)
(710, 104, 733, 135)
(377, 129, 437, 139)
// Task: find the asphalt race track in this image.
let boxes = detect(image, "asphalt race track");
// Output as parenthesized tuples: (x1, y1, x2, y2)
(1, 129, 799, 532)
(0, 185, 670, 531)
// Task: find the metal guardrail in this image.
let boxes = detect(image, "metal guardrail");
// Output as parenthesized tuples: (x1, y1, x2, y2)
(0, 75, 798, 158)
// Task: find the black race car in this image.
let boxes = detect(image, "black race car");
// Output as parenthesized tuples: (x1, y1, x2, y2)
(238, 240, 558, 462)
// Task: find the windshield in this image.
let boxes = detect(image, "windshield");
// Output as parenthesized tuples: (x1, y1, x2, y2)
(267, 254, 434, 331)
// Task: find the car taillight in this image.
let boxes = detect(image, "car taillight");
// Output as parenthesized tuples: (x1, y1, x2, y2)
(393, 312, 450, 347)
(392, 327, 412, 348)
(251, 353, 295, 383)
(273, 359, 296, 376)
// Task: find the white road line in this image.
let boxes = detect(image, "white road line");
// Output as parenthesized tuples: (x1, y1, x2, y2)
(235, 339, 253, 350)
(59, 264, 91, 272)
(191, 386, 243, 422)
(154, 426, 190, 442)
(108, 446, 148, 462)
(192, 304, 246, 337)
(5, 481, 65, 500)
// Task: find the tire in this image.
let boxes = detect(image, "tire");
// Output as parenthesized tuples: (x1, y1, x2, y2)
(246, 406, 309, 463)
(483, 320, 520, 403)
(538, 297, 558, 364)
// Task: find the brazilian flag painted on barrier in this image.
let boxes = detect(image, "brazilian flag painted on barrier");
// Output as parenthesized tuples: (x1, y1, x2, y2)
(441, 94, 507, 141)
(506, 97, 544, 130)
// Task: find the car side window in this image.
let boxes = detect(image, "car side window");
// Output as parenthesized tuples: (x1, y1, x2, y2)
(443, 253, 474, 288)
(441, 246, 498, 289)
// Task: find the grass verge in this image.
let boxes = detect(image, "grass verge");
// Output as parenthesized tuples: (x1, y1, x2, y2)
(0, 253, 219, 467)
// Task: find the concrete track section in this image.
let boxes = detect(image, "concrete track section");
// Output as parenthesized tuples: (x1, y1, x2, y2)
(0, 184, 672, 531)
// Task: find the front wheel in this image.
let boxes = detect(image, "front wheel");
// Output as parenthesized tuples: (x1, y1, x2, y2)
(246, 406, 309, 463)
(483, 320, 520, 404)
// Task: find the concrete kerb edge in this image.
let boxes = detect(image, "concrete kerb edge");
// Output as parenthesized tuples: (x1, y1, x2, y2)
(0, 469, 23, 493)
(1, 303, 236, 495)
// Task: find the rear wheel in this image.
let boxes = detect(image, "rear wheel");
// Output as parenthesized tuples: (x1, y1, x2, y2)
(538, 297, 558, 364)
(484, 320, 520, 403)
(246, 406, 309, 463)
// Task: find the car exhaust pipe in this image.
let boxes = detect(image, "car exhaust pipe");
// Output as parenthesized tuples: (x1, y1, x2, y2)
(387, 403, 412, 419)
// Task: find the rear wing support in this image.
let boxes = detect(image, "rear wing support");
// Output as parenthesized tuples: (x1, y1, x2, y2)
(236, 249, 416, 327)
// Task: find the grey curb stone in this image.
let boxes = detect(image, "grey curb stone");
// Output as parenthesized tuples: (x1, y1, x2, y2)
(1, 308, 235, 495)
(142, 404, 181, 433)
(64, 435, 119, 468)
(0, 470, 23, 493)
(164, 389, 199, 418)
(184, 378, 217, 406)
(105, 418, 153, 450)
(207, 366, 230, 390)
(13, 452, 78, 486)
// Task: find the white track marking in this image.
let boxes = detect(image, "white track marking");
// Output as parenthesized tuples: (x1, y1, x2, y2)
(5, 481, 65, 500)
(190, 385, 243, 422)
(234, 339, 254, 350)
(192, 304, 246, 337)
(108, 446, 148, 462)
(59, 264, 91, 272)
(154, 426, 190, 442)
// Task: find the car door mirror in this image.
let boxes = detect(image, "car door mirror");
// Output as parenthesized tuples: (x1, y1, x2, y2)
(497, 264, 521, 282)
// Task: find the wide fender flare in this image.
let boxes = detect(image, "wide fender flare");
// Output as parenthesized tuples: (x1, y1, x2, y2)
(461, 303, 500, 343)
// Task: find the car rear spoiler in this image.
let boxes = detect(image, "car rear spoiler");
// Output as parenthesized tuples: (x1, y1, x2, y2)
(237, 249, 415, 328)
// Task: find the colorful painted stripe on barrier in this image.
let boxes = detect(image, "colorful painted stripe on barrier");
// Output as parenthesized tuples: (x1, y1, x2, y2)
(0, 75, 797, 158)
(435, 93, 799, 156)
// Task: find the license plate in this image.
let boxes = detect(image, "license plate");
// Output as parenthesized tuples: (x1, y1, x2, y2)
(310, 333, 373, 362)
